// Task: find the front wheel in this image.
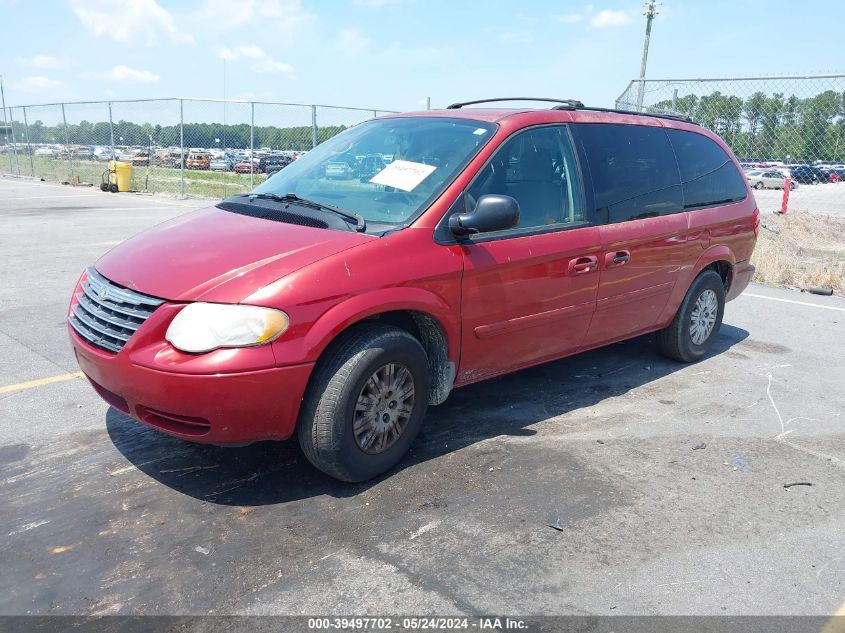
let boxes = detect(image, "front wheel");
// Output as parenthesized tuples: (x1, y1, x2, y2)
(297, 324, 431, 482)
(657, 270, 725, 363)
(754, 181, 765, 190)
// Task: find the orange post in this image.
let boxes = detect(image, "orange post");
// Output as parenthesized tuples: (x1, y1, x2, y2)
(780, 178, 791, 214)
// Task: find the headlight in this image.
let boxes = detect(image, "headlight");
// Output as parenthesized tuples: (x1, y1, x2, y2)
(165, 303, 290, 353)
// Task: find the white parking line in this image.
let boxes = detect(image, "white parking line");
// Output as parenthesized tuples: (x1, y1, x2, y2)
(743, 293, 845, 312)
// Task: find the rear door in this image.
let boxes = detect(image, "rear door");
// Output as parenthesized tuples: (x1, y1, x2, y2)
(572, 122, 691, 346)
(454, 125, 601, 383)
(665, 127, 751, 265)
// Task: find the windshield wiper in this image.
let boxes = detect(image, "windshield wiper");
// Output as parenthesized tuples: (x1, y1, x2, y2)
(248, 192, 366, 232)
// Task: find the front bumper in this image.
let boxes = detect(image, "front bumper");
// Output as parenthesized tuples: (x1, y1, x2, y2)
(726, 260, 755, 302)
(70, 326, 313, 444)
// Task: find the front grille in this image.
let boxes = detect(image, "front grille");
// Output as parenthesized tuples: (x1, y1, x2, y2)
(69, 267, 164, 354)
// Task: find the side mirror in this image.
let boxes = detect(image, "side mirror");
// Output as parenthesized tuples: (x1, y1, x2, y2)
(449, 194, 520, 237)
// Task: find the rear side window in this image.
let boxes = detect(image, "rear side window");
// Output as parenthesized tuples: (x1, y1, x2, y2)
(666, 129, 747, 209)
(576, 123, 682, 223)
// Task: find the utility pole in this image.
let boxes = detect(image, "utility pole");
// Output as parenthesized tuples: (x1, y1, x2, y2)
(636, 0, 659, 112)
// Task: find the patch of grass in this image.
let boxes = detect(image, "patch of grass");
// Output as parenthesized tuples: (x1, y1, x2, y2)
(752, 210, 845, 294)
(8, 155, 267, 198)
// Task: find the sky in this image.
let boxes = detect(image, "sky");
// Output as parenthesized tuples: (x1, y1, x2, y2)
(2, 0, 844, 114)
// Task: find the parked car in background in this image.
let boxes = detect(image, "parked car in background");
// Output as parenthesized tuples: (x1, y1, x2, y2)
(68, 98, 757, 482)
(259, 154, 294, 174)
(75, 146, 95, 160)
(824, 168, 844, 182)
(746, 170, 796, 190)
(132, 152, 152, 167)
(187, 152, 211, 170)
(210, 156, 235, 171)
(233, 160, 257, 174)
(788, 165, 826, 184)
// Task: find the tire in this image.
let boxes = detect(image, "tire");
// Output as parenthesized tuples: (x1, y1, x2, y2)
(108, 183, 119, 193)
(790, 182, 796, 190)
(657, 270, 725, 363)
(297, 324, 431, 482)
(754, 181, 764, 190)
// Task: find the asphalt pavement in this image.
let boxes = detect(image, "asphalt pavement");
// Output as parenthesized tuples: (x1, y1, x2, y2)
(1, 178, 843, 617)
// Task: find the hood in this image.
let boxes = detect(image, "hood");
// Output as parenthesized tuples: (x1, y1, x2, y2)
(95, 206, 373, 302)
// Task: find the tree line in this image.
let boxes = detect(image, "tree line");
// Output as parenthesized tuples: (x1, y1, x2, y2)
(649, 89, 845, 161)
(1, 119, 349, 151)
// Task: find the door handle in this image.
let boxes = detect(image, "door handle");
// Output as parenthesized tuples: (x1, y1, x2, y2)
(568, 255, 599, 275)
(604, 250, 630, 268)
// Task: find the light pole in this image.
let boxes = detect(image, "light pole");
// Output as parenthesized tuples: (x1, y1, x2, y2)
(635, 0, 659, 112)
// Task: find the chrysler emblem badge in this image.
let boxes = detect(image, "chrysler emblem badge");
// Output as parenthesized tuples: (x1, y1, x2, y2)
(98, 287, 108, 300)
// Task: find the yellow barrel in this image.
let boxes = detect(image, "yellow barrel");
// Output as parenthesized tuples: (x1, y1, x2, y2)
(113, 161, 133, 192)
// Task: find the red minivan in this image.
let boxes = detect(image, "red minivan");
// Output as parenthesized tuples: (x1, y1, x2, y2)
(68, 98, 758, 481)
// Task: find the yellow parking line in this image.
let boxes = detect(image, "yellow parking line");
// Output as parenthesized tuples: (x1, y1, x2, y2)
(820, 599, 845, 633)
(0, 372, 85, 395)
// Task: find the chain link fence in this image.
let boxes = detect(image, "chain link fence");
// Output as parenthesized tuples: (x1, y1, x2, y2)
(616, 75, 845, 216)
(0, 98, 398, 198)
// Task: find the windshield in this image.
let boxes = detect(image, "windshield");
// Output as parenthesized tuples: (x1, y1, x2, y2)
(251, 117, 496, 229)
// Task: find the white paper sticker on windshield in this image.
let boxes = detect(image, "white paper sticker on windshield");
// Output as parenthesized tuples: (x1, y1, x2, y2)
(369, 160, 436, 192)
(473, 128, 487, 135)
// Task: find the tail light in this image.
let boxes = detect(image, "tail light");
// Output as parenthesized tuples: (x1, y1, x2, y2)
(752, 207, 760, 237)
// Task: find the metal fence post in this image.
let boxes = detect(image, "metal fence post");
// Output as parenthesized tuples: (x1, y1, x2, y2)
(179, 99, 185, 198)
(10, 107, 20, 176)
(1, 107, 12, 175)
(311, 105, 318, 148)
(22, 106, 34, 177)
(0, 79, 14, 175)
(108, 101, 115, 159)
(249, 101, 255, 190)
(61, 103, 73, 181)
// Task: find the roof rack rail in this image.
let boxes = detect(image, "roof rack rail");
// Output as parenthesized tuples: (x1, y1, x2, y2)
(446, 97, 585, 109)
(576, 105, 695, 124)
(445, 97, 696, 124)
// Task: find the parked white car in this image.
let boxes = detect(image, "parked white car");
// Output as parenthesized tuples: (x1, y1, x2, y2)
(746, 170, 797, 190)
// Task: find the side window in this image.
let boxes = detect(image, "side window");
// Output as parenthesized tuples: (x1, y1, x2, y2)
(666, 129, 747, 209)
(576, 123, 683, 223)
(466, 126, 585, 231)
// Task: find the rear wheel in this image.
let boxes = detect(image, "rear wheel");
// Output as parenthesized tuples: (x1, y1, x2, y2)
(297, 324, 430, 482)
(754, 181, 764, 190)
(657, 270, 725, 363)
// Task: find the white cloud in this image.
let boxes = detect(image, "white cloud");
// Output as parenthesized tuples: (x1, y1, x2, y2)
(338, 28, 370, 53)
(69, 0, 193, 45)
(555, 13, 582, 23)
(590, 8, 632, 28)
(106, 65, 160, 82)
(216, 45, 297, 77)
(218, 45, 265, 61)
(81, 65, 160, 83)
(16, 76, 62, 91)
(14, 54, 72, 69)
(196, 0, 314, 29)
